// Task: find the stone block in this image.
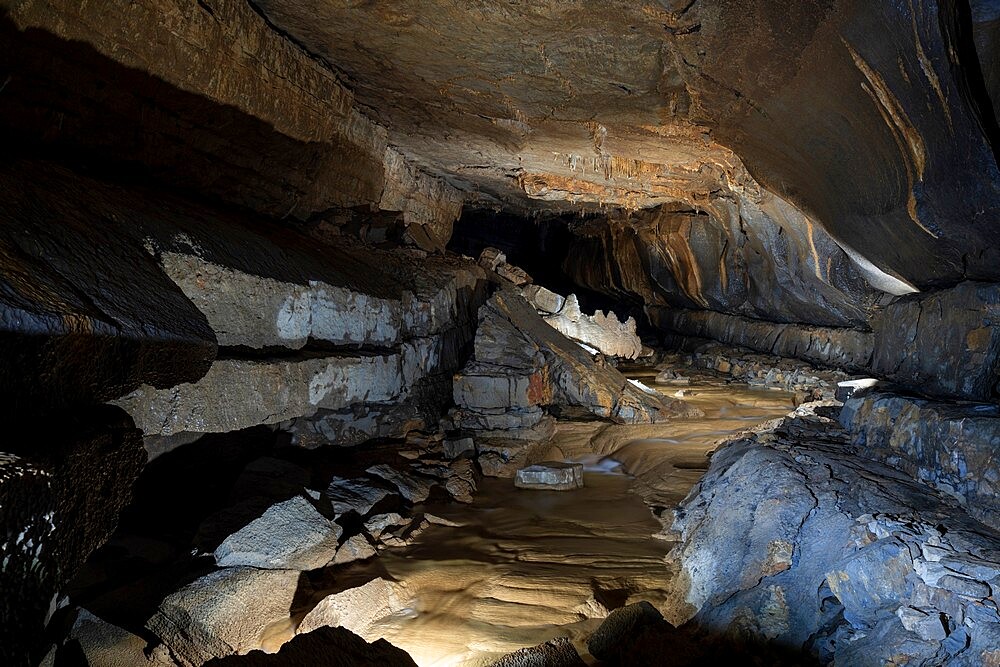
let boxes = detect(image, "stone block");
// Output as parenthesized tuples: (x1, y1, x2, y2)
(514, 462, 584, 490)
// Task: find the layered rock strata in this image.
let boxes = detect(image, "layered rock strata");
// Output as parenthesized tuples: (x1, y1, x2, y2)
(668, 404, 1000, 666)
(450, 287, 696, 475)
(842, 393, 1000, 531)
(3, 0, 463, 248)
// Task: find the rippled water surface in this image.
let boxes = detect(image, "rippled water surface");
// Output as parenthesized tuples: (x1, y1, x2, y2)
(337, 375, 796, 666)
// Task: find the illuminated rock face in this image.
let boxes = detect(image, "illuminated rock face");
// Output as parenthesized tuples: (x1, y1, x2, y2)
(3, 1, 1000, 665)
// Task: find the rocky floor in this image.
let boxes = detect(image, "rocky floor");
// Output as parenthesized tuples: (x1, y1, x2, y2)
(42, 369, 796, 666)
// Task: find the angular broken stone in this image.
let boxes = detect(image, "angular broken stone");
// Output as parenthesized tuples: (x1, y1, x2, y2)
(325, 476, 392, 516)
(514, 462, 584, 491)
(333, 534, 378, 565)
(522, 284, 567, 315)
(363, 513, 409, 539)
(213, 495, 341, 570)
(147, 567, 299, 666)
(297, 578, 407, 636)
(366, 464, 433, 503)
(492, 637, 586, 667)
(443, 436, 475, 459)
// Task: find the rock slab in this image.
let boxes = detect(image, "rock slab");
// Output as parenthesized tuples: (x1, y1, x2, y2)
(514, 462, 584, 491)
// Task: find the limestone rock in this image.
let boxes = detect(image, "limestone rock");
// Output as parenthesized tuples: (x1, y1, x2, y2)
(363, 513, 409, 540)
(333, 535, 378, 565)
(443, 437, 475, 459)
(514, 462, 584, 491)
(491, 637, 586, 667)
(478, 247, 532, 285)
(870, 282, 1000, 401)
(587, 601, 667, 662)
(146, 567, 300, 666)
(297, 578, 407, 636)
(668, 405, 1000, 666)
(841, 392, 1000, 530)
(541, 294, 643, 360)
(325, 477, 393, 517)
(286, 403, 426, 449)
(65, 609, 158, 667)
(649, 307, 874, 372)
(115, 354, 409, 437)
(202, 626, 417, 667)
(213, 496, 341, 570)
(456, 288, 696, 434)
(522, 284, 566, 315)
(365, 464, 433, 504)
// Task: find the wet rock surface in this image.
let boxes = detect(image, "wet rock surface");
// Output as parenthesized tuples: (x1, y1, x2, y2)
(842, 392, 1000, 531)
(514, 462, 585, 491)
(668, 403, 1000, 666)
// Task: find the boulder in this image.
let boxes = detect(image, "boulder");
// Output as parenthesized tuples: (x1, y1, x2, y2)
(333, 534, 378, 565)
(63, 609, 159, 667)
(146, 567, 300, 666)
(297, 578, 407, 636)
(587, 601, 668, 662)
(202, 626, 417, 666)
(491, 637, 586, 667)
(365, 464, 433, 504)
(324, 477, 393, 517)
(840, 392, 1000, 530)
(213, 495, 341, 570)
(668, 405, 1000, 666)
(514, 462, 584, 491)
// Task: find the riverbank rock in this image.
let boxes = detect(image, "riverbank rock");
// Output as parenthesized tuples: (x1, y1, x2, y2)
(203, 626, 418, 666)
(667, 404, 1000, 666)
(146, 567, 300, 666)
(491, 637, 586, 667)
(514, 462, 584, 491)
(213, 495, 341, 570)
(841, 392, 1000, 530)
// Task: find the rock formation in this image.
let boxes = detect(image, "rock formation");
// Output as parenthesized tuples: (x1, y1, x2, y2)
(3, 0, 1000, 665)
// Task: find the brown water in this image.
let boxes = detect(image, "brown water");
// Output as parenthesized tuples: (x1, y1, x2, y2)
(336, 376, 796, 666)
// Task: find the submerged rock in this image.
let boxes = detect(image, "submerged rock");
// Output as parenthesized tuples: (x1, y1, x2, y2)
(514, 462, 584, 491)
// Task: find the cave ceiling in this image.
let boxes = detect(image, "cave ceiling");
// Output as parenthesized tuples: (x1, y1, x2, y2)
(253, 0, 1000, 288)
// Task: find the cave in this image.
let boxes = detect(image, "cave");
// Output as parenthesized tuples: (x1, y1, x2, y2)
(2, 1, 1000, 665)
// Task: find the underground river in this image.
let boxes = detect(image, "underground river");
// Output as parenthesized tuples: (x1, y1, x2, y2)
(298, 373, 798, 666)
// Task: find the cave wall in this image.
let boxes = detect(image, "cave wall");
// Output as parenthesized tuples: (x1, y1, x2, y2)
(1, 0, 463, 250)
(674, 0, 1000, 288)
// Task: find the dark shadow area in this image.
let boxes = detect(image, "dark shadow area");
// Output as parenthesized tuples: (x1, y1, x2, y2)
(0, 13, 382, 222)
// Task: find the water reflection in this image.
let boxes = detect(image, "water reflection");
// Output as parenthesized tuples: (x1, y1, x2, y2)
(335, 376, 796, 666)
